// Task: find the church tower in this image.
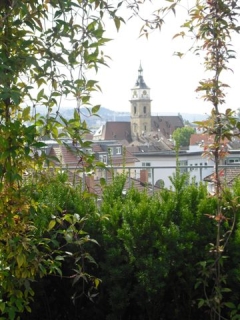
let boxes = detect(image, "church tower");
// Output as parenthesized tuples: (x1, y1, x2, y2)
(130, 63, 152, 140)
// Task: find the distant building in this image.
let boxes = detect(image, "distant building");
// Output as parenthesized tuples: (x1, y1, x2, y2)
(204, 167, 240, 194)
(93, 63, 184, 147)
(42, 66, 240, 191)
(130, 63, 184, 140)
(46, 139, 140, 181)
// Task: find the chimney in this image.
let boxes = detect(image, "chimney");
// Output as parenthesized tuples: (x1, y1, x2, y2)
(140, 170, 148, 185)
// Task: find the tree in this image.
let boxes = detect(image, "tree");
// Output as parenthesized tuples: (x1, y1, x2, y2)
(140, 1, 240, 318)
(172, 126, 195, 147)
(2, 0, 240, 319)
(0, 0, 127, 318)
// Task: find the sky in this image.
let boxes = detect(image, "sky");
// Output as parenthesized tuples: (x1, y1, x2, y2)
(85, 2, 240, 116)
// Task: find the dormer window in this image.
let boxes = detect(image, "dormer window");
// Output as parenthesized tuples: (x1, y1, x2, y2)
(116, 147, 121, 155)
(99, 154, 107, 164)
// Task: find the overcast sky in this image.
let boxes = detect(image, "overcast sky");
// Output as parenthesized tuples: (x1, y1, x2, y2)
(85, 2, 240, 116)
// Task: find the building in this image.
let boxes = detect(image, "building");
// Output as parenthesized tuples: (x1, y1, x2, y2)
(93, 63, 184, 144)
(41, 66, 240, 191)
(44, 138, 140, 181)
(127, 148, 213, 189)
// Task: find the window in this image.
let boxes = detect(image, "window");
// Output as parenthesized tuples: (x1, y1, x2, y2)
(85, 148, 92, 155)
(103, 155, 107, 163)
(116, 147, 121, 155)
(142, 162, 151, 179)
(179, 160, 188, 166)
(179, 160, 188, 173)
(143, 106, 146, 114)
(134, 105, 136, 114)
(99, 154, 107, 164)
(142, 162, 151, 167)
(227, 158, 240, 164)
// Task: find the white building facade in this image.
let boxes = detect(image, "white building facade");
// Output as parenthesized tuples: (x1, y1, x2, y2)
(130, 150, 240, 189)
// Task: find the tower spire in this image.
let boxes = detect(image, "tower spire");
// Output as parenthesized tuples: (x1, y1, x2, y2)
(135, 62, 148, 89)
(138, 61, 143, 75)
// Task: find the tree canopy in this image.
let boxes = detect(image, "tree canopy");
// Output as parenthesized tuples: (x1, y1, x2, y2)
(1, 1, 240, 319)
(172, 126, 195, 147)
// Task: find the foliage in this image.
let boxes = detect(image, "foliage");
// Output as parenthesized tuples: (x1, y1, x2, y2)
(140, 1, 240, 318)
(79, 173, 216, 320)
(17, 173, 99, 320)
(89, 175, 240, 320)
(172, 126, 195, 147)
(6, 171, 239, 320)
(2, 0, 240, 319)
(182, 2, 240, 318)
(0, 172, 99, 319)
(0, 0, 126, 317)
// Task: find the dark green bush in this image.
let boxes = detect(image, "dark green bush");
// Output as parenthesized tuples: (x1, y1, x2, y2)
(22, 173, 240, 320)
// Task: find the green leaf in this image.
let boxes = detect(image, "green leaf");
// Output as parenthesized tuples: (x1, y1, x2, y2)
(221, 287, 232, 292)
(99, 177, 106, 186)
(31, 142, 47, 148)
(74, 109, 80, 120)
(0, 302, 5, 313)
(92, 105, 100, 114)
(114, 17, 121, 31)
(198, 299, 206, 308)
(9, 307, 16, 320)
(48, 220, 56, 231)
(55, 255, 65, 261)
(17, 253, 25, 268)
(225, 302, 236, 309)
(25, 305, 31, 313)
(37, 88, 45, 100)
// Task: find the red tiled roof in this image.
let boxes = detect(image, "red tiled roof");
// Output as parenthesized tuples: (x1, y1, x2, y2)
(104, 122, 132, 142)
(48, 142, 139, 167)
(48, 145, 84, 167)
(190, 133, 229, 146)
(84, 175, 161, 198)
(204, 167, 240, 186)
(151, 116, 184, 139)
(92, 144, 103, 152)
(109, 149, 139, 165)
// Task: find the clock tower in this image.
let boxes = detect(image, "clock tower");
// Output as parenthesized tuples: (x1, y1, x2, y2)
(130, 63, 152, 140)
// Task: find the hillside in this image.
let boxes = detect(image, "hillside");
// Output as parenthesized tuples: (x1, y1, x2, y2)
(37, 106, 208, 128)
(60, 107, 208, 124)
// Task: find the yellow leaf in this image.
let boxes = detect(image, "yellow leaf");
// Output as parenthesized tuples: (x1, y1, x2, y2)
(94, 278, 100, 288)
(17, 253, 25, 268)
(48, 220, 56, 231)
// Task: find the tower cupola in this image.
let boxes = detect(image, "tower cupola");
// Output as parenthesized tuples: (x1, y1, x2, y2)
(135, 63, 148, 88)
(131, 63, 150, 100)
